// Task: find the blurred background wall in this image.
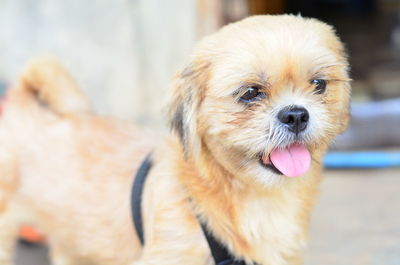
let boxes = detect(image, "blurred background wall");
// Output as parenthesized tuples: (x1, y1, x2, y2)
(0, 0, 221, 127)
(1, 0, 399, 129)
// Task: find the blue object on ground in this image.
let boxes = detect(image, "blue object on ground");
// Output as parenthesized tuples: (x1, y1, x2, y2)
(324, 152, 400, 168)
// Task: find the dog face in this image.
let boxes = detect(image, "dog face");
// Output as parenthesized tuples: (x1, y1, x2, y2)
(168, 15, 350, 186)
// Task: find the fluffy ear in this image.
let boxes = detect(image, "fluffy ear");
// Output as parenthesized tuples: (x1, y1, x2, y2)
(166, 59, 210, 155)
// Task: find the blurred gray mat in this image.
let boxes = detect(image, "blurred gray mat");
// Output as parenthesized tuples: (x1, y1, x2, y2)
(332, 98, 400, 150)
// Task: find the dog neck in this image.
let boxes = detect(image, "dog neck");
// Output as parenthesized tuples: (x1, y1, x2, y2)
(177, 139, 323, 264)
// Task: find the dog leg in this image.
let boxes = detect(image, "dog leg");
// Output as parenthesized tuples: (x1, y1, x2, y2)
(51, 255, 75, 265)
(131, 250, 210, 265)
(0, 206, 20, 265)
(0, 150, 19, 264)
(50, 248, 76, 265)
(286, 254, 304, 265)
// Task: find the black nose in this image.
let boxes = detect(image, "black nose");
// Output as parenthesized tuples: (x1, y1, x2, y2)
(277, 106, 309, 134)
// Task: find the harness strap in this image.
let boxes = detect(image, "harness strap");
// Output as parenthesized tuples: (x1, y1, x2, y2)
(131, 155, 252, 265)
(199, 221, 247, 265)
(131, 154, 152, 245)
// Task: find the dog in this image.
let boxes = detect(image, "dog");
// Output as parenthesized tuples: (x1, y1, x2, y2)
(0, 14, 350, 265)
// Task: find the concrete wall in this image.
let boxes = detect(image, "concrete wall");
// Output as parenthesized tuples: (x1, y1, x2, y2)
(0, 0, 202, 127)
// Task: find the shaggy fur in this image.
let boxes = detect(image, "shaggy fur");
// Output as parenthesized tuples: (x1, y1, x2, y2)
(0, 15, 350, 265)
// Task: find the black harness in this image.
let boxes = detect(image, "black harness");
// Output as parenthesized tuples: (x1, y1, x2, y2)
(131, 155, 248, 265)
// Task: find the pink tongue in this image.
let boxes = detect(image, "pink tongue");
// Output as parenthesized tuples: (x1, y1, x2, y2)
(269, 143, 311, 178)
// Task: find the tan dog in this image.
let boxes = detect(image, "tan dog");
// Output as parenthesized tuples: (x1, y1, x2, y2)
(0, 15, 350, 265)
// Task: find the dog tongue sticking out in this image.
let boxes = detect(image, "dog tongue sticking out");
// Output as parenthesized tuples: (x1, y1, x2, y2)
(267, 143, 311, 177)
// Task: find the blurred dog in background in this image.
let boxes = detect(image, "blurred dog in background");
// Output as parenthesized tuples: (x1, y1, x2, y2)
(0, 14, 350, 265)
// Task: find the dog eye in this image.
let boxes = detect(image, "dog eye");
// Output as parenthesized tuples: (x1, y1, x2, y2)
(239, 87, 264, 103)
(311, 79, 327, 94)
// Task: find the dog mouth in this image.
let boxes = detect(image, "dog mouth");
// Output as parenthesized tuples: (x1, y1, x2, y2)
(258, 142, 311, 178)
(259, 156, 283, 175)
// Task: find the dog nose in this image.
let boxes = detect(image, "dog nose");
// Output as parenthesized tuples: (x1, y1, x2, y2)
(277, 106, 309, 134)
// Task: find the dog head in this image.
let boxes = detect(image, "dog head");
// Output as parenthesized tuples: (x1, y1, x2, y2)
(167, 15, 351, 186)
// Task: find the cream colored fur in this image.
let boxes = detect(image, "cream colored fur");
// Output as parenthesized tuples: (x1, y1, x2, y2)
(0, 15, 350, 265)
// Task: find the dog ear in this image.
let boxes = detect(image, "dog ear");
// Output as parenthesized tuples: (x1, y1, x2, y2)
(166, 59, 210, 155)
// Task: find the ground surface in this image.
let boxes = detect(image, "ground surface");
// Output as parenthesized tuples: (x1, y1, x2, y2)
(15, 168, 400, 265)
(306, 168, 400, 265)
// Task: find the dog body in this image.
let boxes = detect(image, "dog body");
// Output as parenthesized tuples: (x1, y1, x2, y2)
(0, 15, 350, 265)
(0, 59, 154, 264)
